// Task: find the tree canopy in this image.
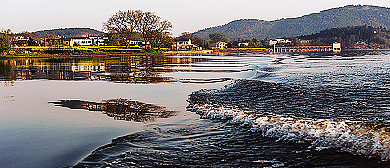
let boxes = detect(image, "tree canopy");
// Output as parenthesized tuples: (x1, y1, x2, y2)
(0, 29, 12, 55)
(34, 28, 103, 38)
(103, 10, 173, 48)
(209, 32, 229, 43)
(299, 25, 390, 49)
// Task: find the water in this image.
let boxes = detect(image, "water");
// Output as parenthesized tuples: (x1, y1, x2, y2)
(1, 52, 390, 167)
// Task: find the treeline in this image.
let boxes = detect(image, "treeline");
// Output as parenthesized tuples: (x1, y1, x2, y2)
(298, 25, 390, 49)
(34, 28, 104, 38)
(193, 5, 390, 40)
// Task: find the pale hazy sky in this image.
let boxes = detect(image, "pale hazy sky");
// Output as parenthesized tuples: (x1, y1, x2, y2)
(1, 0, 390, 36)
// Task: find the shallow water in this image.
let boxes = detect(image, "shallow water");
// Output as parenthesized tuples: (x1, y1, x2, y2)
(2, 52, 390, 167)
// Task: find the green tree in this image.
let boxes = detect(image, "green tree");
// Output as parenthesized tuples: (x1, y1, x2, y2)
(149, 30, 173, 49)
(177, 32, 191, 41)
(209, 32, 229, 43)
(0, 30, 12, 55)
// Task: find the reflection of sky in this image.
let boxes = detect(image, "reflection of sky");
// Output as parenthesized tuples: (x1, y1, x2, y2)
(0, 79, 225, 168)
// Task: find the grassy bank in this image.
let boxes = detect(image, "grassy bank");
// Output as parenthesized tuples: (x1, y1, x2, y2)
(0, 45, 170, 58)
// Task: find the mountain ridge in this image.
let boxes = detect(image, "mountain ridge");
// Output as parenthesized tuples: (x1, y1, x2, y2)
(33, 28, 104, 38)
(193, 5, 390, 40)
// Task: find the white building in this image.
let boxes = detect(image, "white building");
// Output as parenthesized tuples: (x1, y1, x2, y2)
(215, 41, 227, 49)
(173, 39, 200, 50)
(265, 39, 291, 46)
(238, 43, 249, 48)
(70, 37, 107, 46)
(333, 42, 341, 52)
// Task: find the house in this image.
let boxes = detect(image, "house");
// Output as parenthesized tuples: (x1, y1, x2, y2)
(265, 39, 291, 46)
(127, 40, 139, 46)
(70, 36, 107, 46)
(333, 42, 341, 52)
(70, 37, 91, 46)
(215, 41, 227, 49)
(12, 36, 30, 47)
(89, 36, 107, 46)
(136, 38, 151, 48)
(173, 39, 200, 50)
(238, 43, 249, 48)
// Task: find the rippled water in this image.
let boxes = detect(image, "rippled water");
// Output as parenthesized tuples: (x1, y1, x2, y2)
(2, 52, 390, 167)
(72, 51, 390, 167)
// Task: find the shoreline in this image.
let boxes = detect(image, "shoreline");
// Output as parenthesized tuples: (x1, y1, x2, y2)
(0, 52, 168, 58)
(2, 48, 390, 58)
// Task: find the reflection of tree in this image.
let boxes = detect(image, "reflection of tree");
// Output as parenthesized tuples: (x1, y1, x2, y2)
(102, 98, 178, 122)
(0, 60, 14, 80)
(50, 98, 178, 123)
(104, 55, 173, 83)
(0, 55, 208, 82)
(107, 67, 172, 84)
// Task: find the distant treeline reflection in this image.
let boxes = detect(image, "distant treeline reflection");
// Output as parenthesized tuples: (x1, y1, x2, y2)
(0, 55, 206, 83)
(50, 98, 178, 122)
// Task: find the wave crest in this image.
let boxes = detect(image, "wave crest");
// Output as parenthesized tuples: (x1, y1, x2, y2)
(188, 104, 390, 161)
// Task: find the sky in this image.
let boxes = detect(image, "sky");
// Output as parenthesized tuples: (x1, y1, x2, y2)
(1, 0, 390, 36)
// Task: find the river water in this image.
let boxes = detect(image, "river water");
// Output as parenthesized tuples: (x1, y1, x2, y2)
(1, 52, 390, 167)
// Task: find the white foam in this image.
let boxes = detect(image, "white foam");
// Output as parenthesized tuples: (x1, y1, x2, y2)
(191, 104, 390, 161)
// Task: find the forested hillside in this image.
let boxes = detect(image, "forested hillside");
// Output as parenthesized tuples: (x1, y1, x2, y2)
(298, 25, 390, 49)
(34, 28, 104, 38)
(193, 5, 390, 40)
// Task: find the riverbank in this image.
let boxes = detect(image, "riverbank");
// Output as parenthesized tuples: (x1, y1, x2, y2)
(4, 48, 390, 59)
(165, 50, 213, 55)
(0, 51, 167, 58)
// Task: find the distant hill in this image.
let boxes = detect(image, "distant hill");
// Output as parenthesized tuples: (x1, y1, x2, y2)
(193, 5, 390, 40)
(34, 28, 104, 38)
(298, 25, 390, 49)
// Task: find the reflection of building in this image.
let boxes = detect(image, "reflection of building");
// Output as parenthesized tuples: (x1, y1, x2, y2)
(2, 55, 207, 83)
(71, 65, 105, 72)
(170, 56, 206, 64)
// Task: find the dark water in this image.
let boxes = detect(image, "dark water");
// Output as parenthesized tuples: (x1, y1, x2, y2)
(2, 52, 390, 167)
(74, 121, 389, 167)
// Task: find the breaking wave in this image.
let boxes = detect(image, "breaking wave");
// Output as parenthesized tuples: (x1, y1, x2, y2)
(187, 79, 390, 161)
(187, 104, 390, 160)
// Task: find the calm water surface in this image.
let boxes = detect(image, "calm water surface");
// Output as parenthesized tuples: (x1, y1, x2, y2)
(1, 52, 390, 167)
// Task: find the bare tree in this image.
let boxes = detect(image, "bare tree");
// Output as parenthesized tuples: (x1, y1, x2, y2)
(103, 10, 172, 48)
